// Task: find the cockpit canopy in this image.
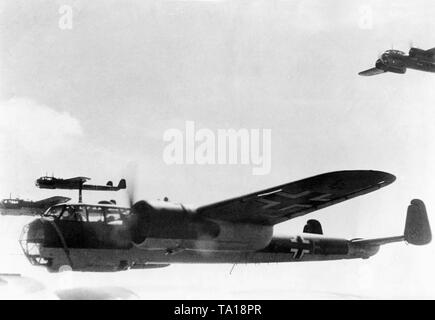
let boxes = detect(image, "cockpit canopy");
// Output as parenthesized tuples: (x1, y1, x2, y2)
(380, 50, 406, 64)
(0, 198, 21, 208)
(38, 176, 54, 181)
(43, 203, 131, 224)
(1, 198, 20, 205)
(385, 50, 405, 55)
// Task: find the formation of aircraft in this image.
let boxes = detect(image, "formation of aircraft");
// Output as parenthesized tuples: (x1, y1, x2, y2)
(0, 176, 125, 216)
(2, 43, 432, 280)
(0, 196, 71, 216)
(19, 170, 431, 272)
(359, 46, 435, 76)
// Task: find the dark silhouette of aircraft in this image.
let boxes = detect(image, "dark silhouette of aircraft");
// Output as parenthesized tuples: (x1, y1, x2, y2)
(19, 170, 431, 272)
(36, 176, 126, 191)
(0, 196, 70, 216)
(35, 176, 126, 202)
(359, 47, 435, 76)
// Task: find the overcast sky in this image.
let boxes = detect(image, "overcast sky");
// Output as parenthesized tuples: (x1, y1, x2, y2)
(1, 0, 435, 298)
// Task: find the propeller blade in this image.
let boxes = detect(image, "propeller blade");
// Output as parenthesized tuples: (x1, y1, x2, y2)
(124, 162, 138, 208)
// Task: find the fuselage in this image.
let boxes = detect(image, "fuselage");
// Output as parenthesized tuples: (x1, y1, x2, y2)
(1, 198, 44, 216)
(35, 177, 72, 189)
(377, 49, 435, 73)
(1, 196, 71, 216)
(31, 235, 380, 272)
(19, 201, 380, 272)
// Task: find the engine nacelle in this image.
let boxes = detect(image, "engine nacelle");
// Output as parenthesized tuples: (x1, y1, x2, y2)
(129, 200, 220, 246)
(376, 59, 406, 74)
(130, 200, 272, 251)
(386, 66, 406, 74)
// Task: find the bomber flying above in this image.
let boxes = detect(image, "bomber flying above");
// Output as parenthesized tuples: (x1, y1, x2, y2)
(20, 170, 431, 272)
(359, 46, 435, 76)
(36, 176, 126, 191)
(35, 176, 126, 202)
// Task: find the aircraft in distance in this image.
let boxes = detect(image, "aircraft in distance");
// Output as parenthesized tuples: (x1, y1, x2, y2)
(35, 176, 126, 202)
(359, 47, 435, 76)
(0, 196, 71, 216)
(36, 176, 126, 191)
(19, 170, 431, 272)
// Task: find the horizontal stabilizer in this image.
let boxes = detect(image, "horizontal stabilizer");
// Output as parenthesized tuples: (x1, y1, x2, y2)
(34, 196, 71, 207)
(351, 199, 431, 247)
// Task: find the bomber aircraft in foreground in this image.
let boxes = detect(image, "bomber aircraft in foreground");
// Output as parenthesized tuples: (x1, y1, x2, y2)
(359, 46, 435, 76)
(20, 170, 431, 272)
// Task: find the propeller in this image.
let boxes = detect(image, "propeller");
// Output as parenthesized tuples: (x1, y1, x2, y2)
(127, 180, 135, 209)
(124, 162, 138, 209)
(122, 162, 154, 245)
(409, 40, 417, 49)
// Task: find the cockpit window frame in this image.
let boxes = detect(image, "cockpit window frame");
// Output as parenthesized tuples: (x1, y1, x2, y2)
(86, 205, 106, 223)
(385, 49, 405, 55)
(43, 204, 66, 219)
(44, 204, 130, 224)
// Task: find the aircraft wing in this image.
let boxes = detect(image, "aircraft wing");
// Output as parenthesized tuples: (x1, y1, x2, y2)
(34, 196, 71, 207)
(358, 67, 386, 76)
(65, 176, 91, 183)
(195, 170, 395, 226)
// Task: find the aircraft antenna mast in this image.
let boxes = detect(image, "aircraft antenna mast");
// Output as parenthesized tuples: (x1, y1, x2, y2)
(78, 182, 83, 203)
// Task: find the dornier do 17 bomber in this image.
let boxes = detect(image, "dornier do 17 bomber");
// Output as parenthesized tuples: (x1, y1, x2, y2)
(35, 176, 126, 191)
(35, 176, 126, 203)
(359, 46, 435, 76)
(0, 196, 71, 216)
(20, 170, 431, 272)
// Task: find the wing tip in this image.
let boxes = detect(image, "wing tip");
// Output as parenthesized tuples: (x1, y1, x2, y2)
(323, 170, 396, 186)
(372, 170, 396, 187)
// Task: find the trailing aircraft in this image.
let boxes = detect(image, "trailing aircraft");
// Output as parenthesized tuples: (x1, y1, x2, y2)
(35, 176, 126, 202)
(0, 196, 70, 216)
(359, 46, 435, 76)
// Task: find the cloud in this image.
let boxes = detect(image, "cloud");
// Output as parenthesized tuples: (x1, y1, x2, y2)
(0, 98, 83, 155)
(0, 98, 83, 196)
(0, 98, 133, 201)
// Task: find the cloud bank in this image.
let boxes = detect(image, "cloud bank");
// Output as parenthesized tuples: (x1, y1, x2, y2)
(0, 98, 83, 155)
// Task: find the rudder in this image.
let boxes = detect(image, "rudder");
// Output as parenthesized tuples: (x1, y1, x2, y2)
(118, 179, 126, 189)
(404, 199, 432, 245)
